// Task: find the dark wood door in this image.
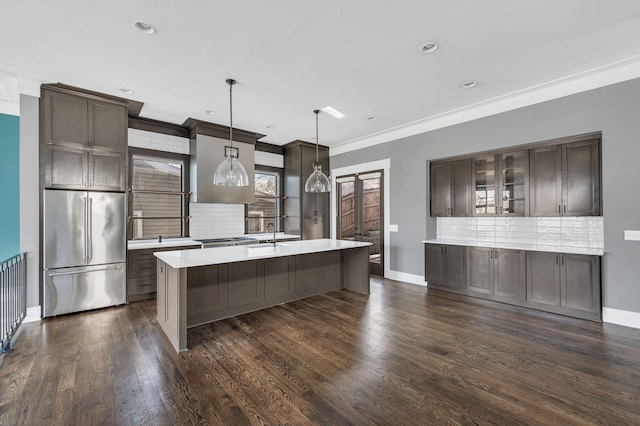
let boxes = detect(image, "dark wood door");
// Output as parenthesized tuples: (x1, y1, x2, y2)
(529, 145, 562, 216)
(450, 159, 472, 216)
(526, 251, 561, 306)
(424, 244, 442, 285)
(468, 246, 493, 294)
(442, 245, 467, 290)
(562, 140, 600, 216)
(561, 254, 600, 314)
(430, 162, 451, 217)
(43, 90, 88, 148)
(88, 99, 127, 153)
(494, 249, 526, 302)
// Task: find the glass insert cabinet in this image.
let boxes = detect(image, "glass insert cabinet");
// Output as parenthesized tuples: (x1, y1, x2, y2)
(473, 150, 528, 216)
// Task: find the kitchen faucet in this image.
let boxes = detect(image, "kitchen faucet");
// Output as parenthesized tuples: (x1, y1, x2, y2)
(267, 223, 276, 247)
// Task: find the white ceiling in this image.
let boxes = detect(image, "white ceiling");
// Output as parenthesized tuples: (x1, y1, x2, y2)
(3, 1, 640, 148)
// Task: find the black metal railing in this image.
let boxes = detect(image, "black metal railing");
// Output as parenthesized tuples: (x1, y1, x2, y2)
(1, 253, 27, 353)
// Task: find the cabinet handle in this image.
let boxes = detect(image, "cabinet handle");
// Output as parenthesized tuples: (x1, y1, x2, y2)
(489, 250, 493, 259)
(561, 255, 565, 266)
(558, 205, 561, 214)
(556, 255, 558, 265)
(563, 205, 567, 214)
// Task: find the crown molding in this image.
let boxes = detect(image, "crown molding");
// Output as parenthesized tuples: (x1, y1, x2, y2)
(330, 55, 640, 157)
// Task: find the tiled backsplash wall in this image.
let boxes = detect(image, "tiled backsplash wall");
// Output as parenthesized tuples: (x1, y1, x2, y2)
(189, 203, 245, 239)
(437, 217, 604, 250)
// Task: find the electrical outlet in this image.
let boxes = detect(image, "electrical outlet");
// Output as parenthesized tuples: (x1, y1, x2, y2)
(624, 230, 640, 241)
(389, 224, 398, 232)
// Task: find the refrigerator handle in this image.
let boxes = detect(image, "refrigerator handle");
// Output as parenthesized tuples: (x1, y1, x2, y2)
(83, 196, 88, 261)
(87, 196, 93, 261)
(48, 264, 123, 277)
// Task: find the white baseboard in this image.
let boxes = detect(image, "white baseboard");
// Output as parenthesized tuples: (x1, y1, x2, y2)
(602, 307, 640, 330)
(386, 270, 426, 286)
(24, 306, 41, 323)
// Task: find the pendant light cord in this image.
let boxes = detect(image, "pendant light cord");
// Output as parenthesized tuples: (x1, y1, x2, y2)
(314, 109, 320, 162)
(229, 80, 234, 149)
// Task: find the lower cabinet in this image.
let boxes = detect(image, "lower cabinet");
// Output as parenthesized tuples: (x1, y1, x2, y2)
(424, 244, 467, 290)
(127, 245, 199, 302)
(526, 251, 601, 320)
(424, 243, 601, 321)
(468, 247, 526, 302)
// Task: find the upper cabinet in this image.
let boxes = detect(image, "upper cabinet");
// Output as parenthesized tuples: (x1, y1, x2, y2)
(473, 150, 528, 216)
(530, 138, 600, 216)
(43, 89, 127, 152)
(41, 86, 128, 191)
(431, 134, 601, 218)
(430, 158, 472, 217)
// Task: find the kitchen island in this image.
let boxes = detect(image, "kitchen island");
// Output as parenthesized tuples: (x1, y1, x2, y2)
(154, 239, 372, 352)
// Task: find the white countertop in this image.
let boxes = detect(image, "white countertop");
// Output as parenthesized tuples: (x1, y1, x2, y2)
(422, 239, 604, 256)
(128, 238, 202, 250)
(155, 239, 372, 269)
(128, 233, 301, 250)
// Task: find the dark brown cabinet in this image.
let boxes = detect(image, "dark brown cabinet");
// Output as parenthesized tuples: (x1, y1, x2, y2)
(284, 141, 330, 239)
(127, 245, 198, 301)
(424, 244, 467, 290)
(430, 159, 472, 217)
(526, 251, 601, 320)
(468, 247, 526, 302)
(41, 87, 128, 191)
(473, 151, 528, 216)
(530, 139, 600, 216)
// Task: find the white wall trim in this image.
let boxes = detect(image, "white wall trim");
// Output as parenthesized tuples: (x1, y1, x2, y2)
(603, 307, 640, 330)
(386, 271, 426, 286)
(24, 306, 41, 323)
(330, 55, 640, 156)
(331, 158, 391, 278)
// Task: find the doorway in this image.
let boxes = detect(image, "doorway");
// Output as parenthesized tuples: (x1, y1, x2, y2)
(336, 170, 384, 276)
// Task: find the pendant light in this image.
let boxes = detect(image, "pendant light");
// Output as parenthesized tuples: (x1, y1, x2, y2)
(213, 79, 249, 186)
(304, 109, 331, 192)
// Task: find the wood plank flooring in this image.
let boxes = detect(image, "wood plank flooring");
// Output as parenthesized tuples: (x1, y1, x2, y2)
(1, 277, 640, 425)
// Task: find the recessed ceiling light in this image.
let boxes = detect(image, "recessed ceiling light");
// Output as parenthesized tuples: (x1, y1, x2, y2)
(367, 116, 377, 121)
(266, 125, 275, 129)
(420, 42, 438, 54)
(133, 20, 156, 34)
(205, 110, 216, 115)
(461, 81, 477, 89)
(321, 106, 345, 119)
(119, 88, 134, 95)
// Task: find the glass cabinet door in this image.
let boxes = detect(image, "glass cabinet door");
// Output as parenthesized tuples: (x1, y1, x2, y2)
(499, 151, 527, 215)
(474, 155, 496, 215)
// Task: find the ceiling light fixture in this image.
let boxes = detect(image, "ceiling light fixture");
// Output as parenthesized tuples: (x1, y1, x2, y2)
(462, 80, 477, 89)
(213, 79, 249, 187)
(367, 116, 377, 121)
(304, 110, 331, 193)
(133, 20, 157, 34)
(420, 42, 438, 53)
(205, 110, 216, 115)
(321, 106, 345, 119)
(119, 88, 134, 95)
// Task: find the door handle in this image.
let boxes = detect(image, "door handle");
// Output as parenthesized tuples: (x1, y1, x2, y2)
(83, 197, 88, 261)
(48, 264, 122, 277)
(87, 197, 93, 261)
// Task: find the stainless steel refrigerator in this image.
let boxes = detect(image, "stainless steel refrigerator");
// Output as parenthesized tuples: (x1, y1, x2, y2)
(43, 189, 126, 317)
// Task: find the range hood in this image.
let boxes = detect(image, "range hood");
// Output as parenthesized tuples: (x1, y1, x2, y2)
(184, 119, 263, 204)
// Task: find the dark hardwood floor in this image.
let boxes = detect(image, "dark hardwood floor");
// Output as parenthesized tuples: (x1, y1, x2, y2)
(2, 277, 640, 425)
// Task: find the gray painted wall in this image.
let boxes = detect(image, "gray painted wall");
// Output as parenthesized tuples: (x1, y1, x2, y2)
(331, 77, 640, 314)
(19, 94, 40, 307)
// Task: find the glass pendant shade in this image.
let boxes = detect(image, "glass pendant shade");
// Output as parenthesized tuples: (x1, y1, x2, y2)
(213, 152, 249, 186)
(305, 162, 331, 192)
(304, 109, 331, 193)
(213, 78, 249, 187)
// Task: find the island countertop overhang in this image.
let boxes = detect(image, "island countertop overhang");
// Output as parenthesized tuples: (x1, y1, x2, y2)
(154, 238, 372, 269)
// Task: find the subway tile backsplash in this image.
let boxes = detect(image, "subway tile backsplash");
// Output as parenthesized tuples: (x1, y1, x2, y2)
(189, 202, 245, 239)
(437, 216, 604, 250)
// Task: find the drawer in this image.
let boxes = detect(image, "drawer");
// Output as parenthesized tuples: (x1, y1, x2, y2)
(128, 259, 156, 278)
(128, 250, 156, 262)
(128, 276, 156, 296)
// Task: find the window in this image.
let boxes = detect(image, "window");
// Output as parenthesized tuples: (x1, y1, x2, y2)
(246, 170, 282, 233)
(130, 154, 187, 239)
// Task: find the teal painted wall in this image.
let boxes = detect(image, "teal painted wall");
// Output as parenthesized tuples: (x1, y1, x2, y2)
(0, 113, 20, 261)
